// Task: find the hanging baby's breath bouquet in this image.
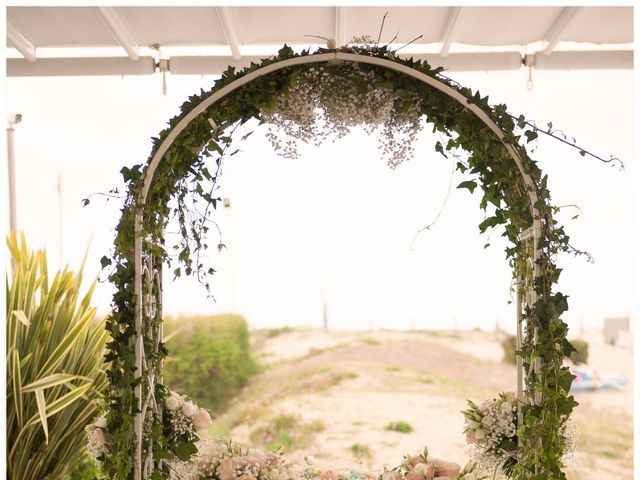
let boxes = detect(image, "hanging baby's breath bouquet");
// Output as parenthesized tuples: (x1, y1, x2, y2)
(262, 53, 425, 169)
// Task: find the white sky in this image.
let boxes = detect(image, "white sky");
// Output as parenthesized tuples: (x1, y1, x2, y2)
(3, 66, 633, 334)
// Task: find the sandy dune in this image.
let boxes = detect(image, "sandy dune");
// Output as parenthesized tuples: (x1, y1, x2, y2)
(212, 328, 633, 479)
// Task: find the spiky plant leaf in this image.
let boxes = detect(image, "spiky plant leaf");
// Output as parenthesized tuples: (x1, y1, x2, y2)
(6, 232, 108, 480)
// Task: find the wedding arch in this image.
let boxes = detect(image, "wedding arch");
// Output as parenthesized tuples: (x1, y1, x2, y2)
(101, 45, 578, 480)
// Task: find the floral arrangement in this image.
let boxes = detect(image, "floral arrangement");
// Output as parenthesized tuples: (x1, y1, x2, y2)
(164, 390, 214, 457)
(462, 392, 577, 478)
(382, 447, 475, 480)
(86, 390, 213, 463)
(86, 414, 108, 460)
(262, 62, 423, 169)
(169, 436, 292, 480)
(168, 438, 473, 480)
(463, 392, 518, 454)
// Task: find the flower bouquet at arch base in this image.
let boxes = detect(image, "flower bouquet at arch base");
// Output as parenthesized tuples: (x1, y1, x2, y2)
(462, 391, 577, 479)
(86, 389, 214, 463)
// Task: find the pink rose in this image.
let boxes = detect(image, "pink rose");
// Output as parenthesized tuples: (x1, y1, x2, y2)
(465, 431, 477, 444)
(217, 458, 236, 480)
(408, 469, 433, 480)
(322, 471, 338, 480)
(192, 408, 213, 431)
(382, 471, 402, 480)
(432, 459, 461, 478)
(94, 428, 105, 447)
(248, 449, 267, 467)
(95, 416, 107, 429)
(414, 463, 436, 479)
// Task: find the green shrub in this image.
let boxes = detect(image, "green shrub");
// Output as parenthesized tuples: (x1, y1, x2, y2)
(502, 335, 589, 365)
(6, 233, 108, 480)
(349, 443, 372, 460)
(386, 421, 414, 433)
(501, 336, 518, 365)
(163, 314, 258, 412)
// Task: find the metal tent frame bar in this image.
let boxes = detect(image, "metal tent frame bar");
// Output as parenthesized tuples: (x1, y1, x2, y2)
(6, 49, 633, 76)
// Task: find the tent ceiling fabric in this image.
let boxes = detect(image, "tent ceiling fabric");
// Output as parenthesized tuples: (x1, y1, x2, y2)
(6, 6, 634, 76)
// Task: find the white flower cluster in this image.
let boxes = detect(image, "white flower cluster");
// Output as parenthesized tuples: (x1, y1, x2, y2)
(262, 63, 424, 169)
(483, 397, 517, 451)
(85, 415, 108, 460)
(170, 436, 291, 480)
(165, 390, 213, 445)
(559, 418, 579, 466)
(464, 392, 517, 453)
(348, 35, 375, 46)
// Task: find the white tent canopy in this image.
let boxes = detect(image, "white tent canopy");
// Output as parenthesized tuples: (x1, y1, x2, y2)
(6, 6, 634, 76)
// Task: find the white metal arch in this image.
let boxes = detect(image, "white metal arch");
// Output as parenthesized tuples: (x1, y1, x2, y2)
(133, 51, 542, 479)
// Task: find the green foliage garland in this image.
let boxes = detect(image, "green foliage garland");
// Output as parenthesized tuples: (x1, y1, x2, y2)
(102, 45, 582, 479)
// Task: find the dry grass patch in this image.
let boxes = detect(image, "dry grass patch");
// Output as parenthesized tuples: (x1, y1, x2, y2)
(250, 413, 325, 453)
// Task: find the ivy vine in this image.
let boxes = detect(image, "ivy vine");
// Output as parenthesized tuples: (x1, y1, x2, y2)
(99, 44, 603, 479)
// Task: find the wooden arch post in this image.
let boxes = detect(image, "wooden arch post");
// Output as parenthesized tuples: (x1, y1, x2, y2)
(132, 52, 542, 479)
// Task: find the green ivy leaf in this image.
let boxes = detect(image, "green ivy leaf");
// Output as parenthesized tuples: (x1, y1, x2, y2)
(457, 180, 477, 193)
(557, 367, 576, 393)
(524, 130, 538, 143)
(478, 216, 503, 233)
(154, 449, 171, 460)
(175, 441, 198, 461)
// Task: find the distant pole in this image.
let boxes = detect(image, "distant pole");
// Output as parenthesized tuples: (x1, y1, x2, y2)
(57, 172, 63, 265)
(6, 114, 22, 235)
(321, 280, 328, 330)
(322, 299, 328, 330)
(223, 197, 235, 313)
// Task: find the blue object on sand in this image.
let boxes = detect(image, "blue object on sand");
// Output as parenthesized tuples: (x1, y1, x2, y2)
(570, 364, 628, 393)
